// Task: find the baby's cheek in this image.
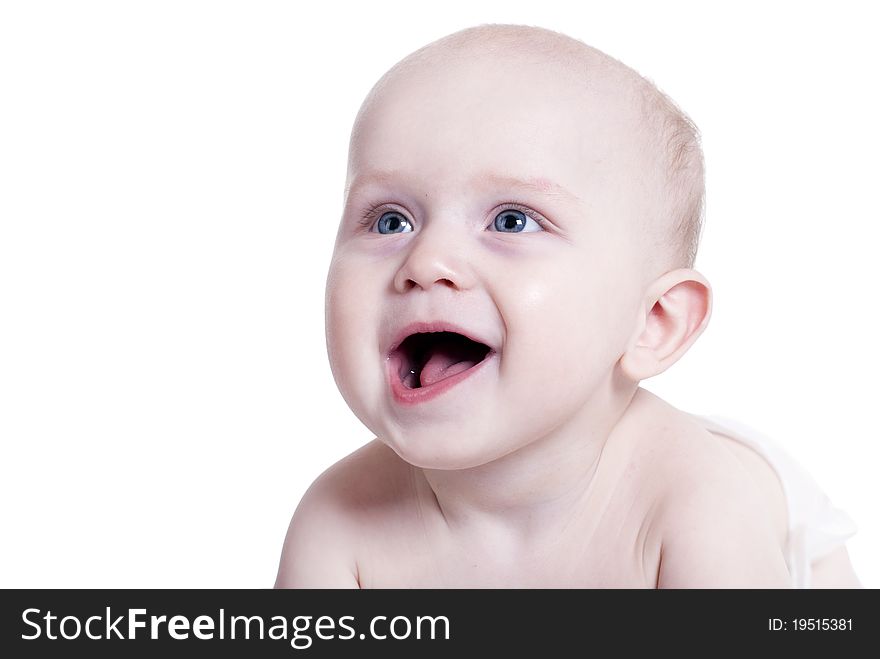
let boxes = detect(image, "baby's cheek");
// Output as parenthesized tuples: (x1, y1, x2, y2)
(325, 258, 375, 374)
(512, 270, 617, 369)
(326, 257, 376, 320)
(324, 267, 379, 420)
(512, 261, 591, 319)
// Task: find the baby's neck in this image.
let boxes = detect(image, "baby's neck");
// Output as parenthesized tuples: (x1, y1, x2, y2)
(416, 382, 646, 550)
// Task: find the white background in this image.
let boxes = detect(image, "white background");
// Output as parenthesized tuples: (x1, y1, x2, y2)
(1, 1, 877, 588)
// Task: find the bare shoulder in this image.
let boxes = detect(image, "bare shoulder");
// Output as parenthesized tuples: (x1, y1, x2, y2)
(274, 439, 413, 588)
(809, 545, 862, 588)
(629, 391, 791, 587)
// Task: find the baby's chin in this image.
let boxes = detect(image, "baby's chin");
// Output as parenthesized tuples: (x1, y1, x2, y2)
(377, 427, 522, 471)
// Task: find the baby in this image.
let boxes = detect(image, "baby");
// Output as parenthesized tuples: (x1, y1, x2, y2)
(275, 24, 860, 588)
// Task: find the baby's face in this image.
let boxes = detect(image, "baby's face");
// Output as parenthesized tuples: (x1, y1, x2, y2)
(326, 53, 658, 469)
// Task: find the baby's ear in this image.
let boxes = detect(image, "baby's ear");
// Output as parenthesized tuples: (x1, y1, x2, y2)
(619, 269, 712, 381)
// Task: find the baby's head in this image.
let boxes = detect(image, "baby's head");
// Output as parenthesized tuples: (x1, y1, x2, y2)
(325, 24, 711, 469)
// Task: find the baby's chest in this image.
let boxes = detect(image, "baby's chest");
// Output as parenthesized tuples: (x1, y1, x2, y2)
(355, 510, 661, 588)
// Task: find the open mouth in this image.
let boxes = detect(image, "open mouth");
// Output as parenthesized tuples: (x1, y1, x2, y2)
(391, 331, 493, 390)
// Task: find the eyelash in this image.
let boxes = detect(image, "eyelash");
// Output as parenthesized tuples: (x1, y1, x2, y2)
(356, 202, 548, 231)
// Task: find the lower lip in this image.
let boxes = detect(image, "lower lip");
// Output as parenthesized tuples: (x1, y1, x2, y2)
(387, 352, 496, 406)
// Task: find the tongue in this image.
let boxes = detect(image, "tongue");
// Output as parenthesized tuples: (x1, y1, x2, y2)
(419, 348, 478, 387)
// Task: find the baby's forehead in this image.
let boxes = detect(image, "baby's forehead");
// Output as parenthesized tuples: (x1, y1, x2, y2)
(359, 48, 644, 136)
(348, 57, 652, 199)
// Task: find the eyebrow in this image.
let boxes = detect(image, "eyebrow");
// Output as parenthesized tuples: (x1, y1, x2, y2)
(345, 169, 582, 204)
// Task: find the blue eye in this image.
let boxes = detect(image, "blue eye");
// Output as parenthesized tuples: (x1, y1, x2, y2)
(491, 209, 542, 233)
(375, 211, 413, 234)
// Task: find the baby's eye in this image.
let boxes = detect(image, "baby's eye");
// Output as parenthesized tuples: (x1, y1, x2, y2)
(375, 211, 413, 234)
(490, 209, 543, 233)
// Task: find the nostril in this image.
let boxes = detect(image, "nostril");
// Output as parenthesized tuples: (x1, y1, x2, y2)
(402, 276, 456, 291)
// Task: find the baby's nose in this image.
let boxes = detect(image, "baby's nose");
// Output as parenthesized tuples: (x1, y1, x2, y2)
(392, 228, 475, 294)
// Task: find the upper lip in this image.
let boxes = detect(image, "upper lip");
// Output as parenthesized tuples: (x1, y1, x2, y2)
(386, 321, 496, 357)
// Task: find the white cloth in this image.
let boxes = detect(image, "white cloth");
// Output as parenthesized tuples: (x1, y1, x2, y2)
(691, 414, 858, 588)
